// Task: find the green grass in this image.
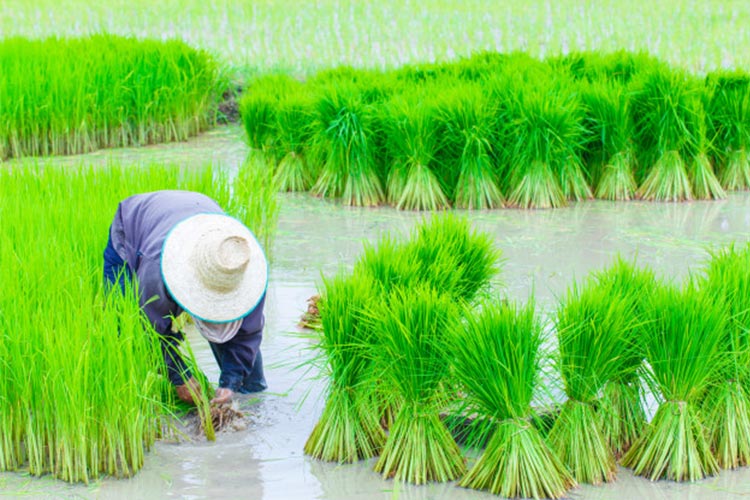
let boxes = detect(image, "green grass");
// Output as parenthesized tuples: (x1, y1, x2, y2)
(0, 35, 223, 160)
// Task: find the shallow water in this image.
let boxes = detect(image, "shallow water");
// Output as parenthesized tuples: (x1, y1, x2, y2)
(4, 127, 750, 499)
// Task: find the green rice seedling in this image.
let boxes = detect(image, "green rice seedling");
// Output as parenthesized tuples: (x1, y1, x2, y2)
(310, 84, 384, 206)
(272, 89, 317, 191)
(436, 84, 504, 209)
(705, 71, 750, 190)
(503, 79, 589, 208)
(631, 69, 700, 201)
(683, 91, 725, 200)
(451, 299, 575, 498)
(368, 286, 466, 484)
(0, 35, 222, 159)
(304, 269, 385, 463)
(591, 256, 657, 457)
(381, 91, 450, 210)
(580, 81, 638, 200)
(696, 243, 750, 469)
(548, 277, 640, 484)
(621, 283, 727, 481)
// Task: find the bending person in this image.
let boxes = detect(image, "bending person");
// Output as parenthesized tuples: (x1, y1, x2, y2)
(103, 190, 268, 405)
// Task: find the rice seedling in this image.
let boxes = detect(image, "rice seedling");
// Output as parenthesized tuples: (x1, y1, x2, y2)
(503, 78, 589, 208)
(368, 285, 466, 484)
(304, 270, 385, 463)
(436, 84, 504, 209)
(0, 35, 222, 159)
(579, 81, 638, 200)
(631, 69, 700, 201)
(381, 91, 450, 210)
(683, 90, 726, 200)
(705, 71, 750, 190)
(272, 90, 317, 191)
(695, 243, 750, 469)
(590, 256, 657, 457)
(548, 276, 640, 484)
(310, 84, 384, 206)
(621, 282, 727, 481)
(451, 298, 575, 498)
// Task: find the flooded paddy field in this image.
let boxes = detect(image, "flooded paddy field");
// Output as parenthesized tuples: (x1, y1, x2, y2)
(3, 126, 750, 499)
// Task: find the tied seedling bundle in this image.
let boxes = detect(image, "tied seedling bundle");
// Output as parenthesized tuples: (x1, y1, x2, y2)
(368, 285, 466, 484)
(451, 299, 575, 498)
(696, 244, 750, 469)
(271, 84, 317, 192)
(310, 83, 384, 206)
(579, 81, 638, 201)
(436, 83, 504, 209)
(381, 90, 450, 210)
(705, 71, 750, 190)
(548, 276, 639, 484)
(631, 68, 702, 201)
(304, 270, 385, 462)
(682, 88, 725, 200)
(502, 77, 590, 208)
(621, 283, 726, 481)
(591, 256, 657, 458)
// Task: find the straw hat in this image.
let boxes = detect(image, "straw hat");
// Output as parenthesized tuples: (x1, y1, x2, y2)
(161, 213, 268, 325)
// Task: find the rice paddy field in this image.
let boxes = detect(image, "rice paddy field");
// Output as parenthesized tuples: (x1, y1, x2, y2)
(5, 1, 750, 499)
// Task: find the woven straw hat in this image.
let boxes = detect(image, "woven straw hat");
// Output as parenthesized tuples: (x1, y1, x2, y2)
(161, 213, 268, 324)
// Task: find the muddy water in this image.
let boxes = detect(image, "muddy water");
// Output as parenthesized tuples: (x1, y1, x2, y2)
(4, 127, 750, 499)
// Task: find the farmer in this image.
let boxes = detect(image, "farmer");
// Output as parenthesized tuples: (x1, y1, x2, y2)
(103, 190, 268, 405)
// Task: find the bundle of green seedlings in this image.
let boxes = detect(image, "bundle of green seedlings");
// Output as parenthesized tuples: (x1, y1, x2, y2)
(682, 88, 726, 200)
(367, 285, 467, 484)
(590, 256, 657, 458)
(630, 68, 722, 200)
(501, 76, 591, 208)
(548, 272, 640, 484)
(705, 71, 750, 190)
(0, 35, 222, 159)
(451, 298, 575, 498)
(380, 89, 451, 210)
(435, 83, 504, 209)
(696, 244, 750, 469)
(303, 269, 386, 463)
(579, 81, 638, 200)
(0, 162, 278, 482)
(621, 281, 727, 481)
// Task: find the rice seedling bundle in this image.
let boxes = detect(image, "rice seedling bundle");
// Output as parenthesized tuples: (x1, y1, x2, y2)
(304, 270, 385, 463)
(682, 89, 726, 200)
(0, 35, 222, 159)
(705, 71, 750, 190)
(436, 84, 504, 209)
(309, 84, 384, 206)
(696, 244, 750, 469)
(590, 256, 657, 457)
(451, 299, 575, 498)
(548, 277, 640, 484)
(0, 162, 278, 482)
(579, 81, 638, 201)
(621, 283, 727, 481)
(503, 78, 590, 208)
(368, 286, 466, 484)
(380, 91, 450, 210)
(631, 68, 703, 201)
(271, 90, 317, 191)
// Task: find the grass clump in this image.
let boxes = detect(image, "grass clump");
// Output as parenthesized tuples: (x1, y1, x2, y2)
(621, 283, 726, 481)
(451, 299, 575, 498)
(0, 35, 222, 160)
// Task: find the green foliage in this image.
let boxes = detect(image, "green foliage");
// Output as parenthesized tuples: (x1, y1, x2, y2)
(0, 35, 222, 159)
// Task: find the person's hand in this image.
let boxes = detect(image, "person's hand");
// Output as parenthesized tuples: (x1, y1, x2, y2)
(175, 377, 202, 405)
(211, 387, 234, 405)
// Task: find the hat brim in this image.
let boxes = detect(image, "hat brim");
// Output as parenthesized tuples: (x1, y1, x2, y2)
(161, 213, 268, 323)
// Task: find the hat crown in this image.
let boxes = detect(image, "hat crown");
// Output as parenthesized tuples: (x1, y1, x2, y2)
(193, 234, 250, 293)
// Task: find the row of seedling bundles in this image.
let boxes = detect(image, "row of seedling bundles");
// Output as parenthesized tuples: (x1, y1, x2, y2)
(240, 50, 750, 209)
(0, 159, 279, 483)
(0, 34, 225, 160)
(304, 214, 750, 498)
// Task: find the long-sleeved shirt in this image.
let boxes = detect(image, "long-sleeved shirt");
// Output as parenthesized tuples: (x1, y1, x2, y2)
(109, 190, 264, 390)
